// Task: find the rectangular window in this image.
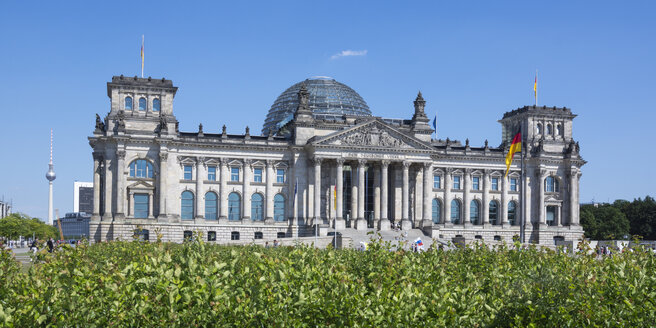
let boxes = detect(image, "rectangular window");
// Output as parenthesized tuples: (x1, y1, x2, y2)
(276, 169, 285, 183)
(183, 165, 192, 180)
(453, 176, 461, 190)
(491, 178, 499, 191)
(207, 166, 216, 181)
(207, 231, 216, 241)
(231, 167, 239, 181)
(253, 168, 263, 182)
(134, 193, 149, 218)
(433, 175, 441, 189)
(510, 178, 518, 191)
(472, 177, 480, 190)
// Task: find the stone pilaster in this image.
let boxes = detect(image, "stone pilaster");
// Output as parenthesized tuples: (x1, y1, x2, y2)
(422, 162, 433, 229)
(91, 153, 102, 221)
(463, 168, 471, 226)
(444, 168, 452, 226)
(243, 159, 251, 221)
(569, 168, 580, 226)
(265, 160, 274, 223)
(158, 152, 168, 221)
(103, 157, 113, 221)
(501, 175, 509, 227)
(218, 159, 228, 222)
(195, 157, 205, 221)
(538, 169, 547, 227)
(114, 149, 126, 221)
(482, 170, 490, 225)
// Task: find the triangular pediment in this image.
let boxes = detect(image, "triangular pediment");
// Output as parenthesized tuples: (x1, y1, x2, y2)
(312, 118, 434, 152)
(127, 180, 154, 189)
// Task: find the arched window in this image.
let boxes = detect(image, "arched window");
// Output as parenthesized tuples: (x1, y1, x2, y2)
(153, 98, 161, 112)
(450, 199, 461, 224)
(545, 176, 559, 192)
(489, 200, 499, 225)
(205, 192, 217, 220)
(536, 123, 543, 134)
(547, 124, 553, 135)
(125, 96, 133, 110)
(138, 97, 147, 111)
(129, 159, 154, 178)
(508, 201, 517, 225)
(228, 192, 241, 221)
(470, 200, 480, 225)
(181, 191, 194, 220)
(556, 124, 563, 136)
(432, 198, 441, 224)
(274, 194, 285, 221)
(251, 193, 264, 221)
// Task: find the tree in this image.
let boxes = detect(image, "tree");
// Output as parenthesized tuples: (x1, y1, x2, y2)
(620, 196, 656, 239)
(0, 213, 57, 240)
(580, 204, 629, 240)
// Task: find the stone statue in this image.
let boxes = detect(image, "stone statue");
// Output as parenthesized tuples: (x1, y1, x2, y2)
(484, 139, 489, 148)
(222, 125, 227, 135)
(116, 110, 126, 131)
(198, 123, 203, 133)
(159, 114, 168, 132)
(95, 114, 105, 132)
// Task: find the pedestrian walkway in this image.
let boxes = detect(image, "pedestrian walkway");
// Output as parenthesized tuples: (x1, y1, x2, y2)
(336, 228, 446, 249)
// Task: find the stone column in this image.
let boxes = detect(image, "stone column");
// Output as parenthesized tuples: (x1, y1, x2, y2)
(444, 168, 452, 225)
(103, 157, 113, 221)
(355, 159, 367, 230)
(350, 163, 357, 223)
(463, 169, 471, 226)
(219, 159, 228, 222)
(265, 160, 274, 223)
(243, 160, 251, 220)
(335, 159, 345, 229)
(482, 170, 490, 225)
(501, 175, 509, 227)
(378, 160, 390, 230)
(401, 161, 412, 230)
(195, 157, 205, 221)
(373, 163, 381, 225)
(92, 154, 102, 220)
(313, 158, 322, 225)
(422, 162, 433, 229)
(158, 152, 168, 220)
(538, 169, 546, 227)
(115, 149, 126, 221)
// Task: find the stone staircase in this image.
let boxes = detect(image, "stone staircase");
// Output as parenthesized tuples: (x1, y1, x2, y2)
(335, 228, 441, 249)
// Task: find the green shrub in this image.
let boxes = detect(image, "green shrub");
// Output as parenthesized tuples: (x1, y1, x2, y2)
(0, 239, 654, 327)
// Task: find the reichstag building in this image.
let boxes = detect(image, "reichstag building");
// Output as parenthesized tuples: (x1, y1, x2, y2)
(89, 75, 585, 244)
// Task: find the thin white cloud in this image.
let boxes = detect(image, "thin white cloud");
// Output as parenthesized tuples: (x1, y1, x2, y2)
(330, 49, 368, 60)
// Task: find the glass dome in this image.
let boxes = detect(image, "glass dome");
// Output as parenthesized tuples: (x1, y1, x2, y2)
(262, 77, 371, 135)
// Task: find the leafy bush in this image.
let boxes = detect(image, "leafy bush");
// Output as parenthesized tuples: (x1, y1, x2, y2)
(0, 239, 655, 327)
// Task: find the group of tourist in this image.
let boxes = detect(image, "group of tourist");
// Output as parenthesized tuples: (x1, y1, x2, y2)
(264, 240, 281, 248)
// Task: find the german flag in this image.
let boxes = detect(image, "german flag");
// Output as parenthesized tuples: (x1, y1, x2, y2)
(505, 130, 522, 178)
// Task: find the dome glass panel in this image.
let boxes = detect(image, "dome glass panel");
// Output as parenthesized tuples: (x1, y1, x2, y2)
(262, 77, 371, 134)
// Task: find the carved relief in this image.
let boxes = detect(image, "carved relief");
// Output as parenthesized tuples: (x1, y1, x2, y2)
(332, 128, 408, 148)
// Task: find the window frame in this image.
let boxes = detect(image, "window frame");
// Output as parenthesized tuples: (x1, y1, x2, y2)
(230, 167, 240, 182)
(125, 96, 133, 110)
(228, 192, 241, 221)
(432, 198, 441, 224)
(491, 177, 499, 191)
(251, 193, 264, 221)
(153, 98, 161, 112)
(273, 194, 285, 222)
(207, 166, 217, 181)
(276, 169, 285, 183)
(253, 168, 263, 183)
(183, 165, 193, 180)
(450, 199, 461, 224)
(129, 159, 154, 179)
(133, 193, 149, 218)
(205, 192, 218, 220)
(510, 178, 518, 191)
(181, 191, 194, 220)
(489, 200, 499, 225)
(138, 97, 147, 111)
(453, 176, 461, 190)
(470, 200, 480, 225)
(433, 175, 441, 189)
(472, 176, 480, 191)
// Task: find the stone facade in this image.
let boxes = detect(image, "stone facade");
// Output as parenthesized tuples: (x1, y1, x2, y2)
(89, 75, 585, 245)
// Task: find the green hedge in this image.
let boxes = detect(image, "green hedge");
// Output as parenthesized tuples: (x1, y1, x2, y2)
(0, 239, 655, 327)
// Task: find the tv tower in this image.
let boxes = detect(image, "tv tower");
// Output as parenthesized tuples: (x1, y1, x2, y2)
(45, 129, 56, 225)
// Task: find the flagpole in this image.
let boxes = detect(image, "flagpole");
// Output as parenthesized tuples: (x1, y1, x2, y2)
(141, 35, 144, 78)
(520, 123, 526, 244)
(534, 69, 538, 107)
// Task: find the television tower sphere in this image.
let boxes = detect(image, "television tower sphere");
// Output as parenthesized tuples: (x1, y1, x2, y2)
(46, 164, 56, 181)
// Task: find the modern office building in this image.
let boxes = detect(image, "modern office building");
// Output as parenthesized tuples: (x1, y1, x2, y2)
(88, 75, 585, 244)
(55, 212, 91, 240)
(73, 181, 93, 214)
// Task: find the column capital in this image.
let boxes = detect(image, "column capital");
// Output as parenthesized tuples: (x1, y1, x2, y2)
(313, 157, 323, 166)
(483, 169, 491, 177)
(159, 152, 168, 161)
(402, 161, 411, 169)
(464, 168, 473, 175)
(265, 159, 274, 167)
(423, 162, 433, 169)
(335, 158, 345, 166)
(537, 168, 548, 178)
(381, 159, 391, 168)
(116, 150, 126, 159)
(197, 156, 205, 165)
(357, 159, 367, 167)
(243, 158, 252, 166)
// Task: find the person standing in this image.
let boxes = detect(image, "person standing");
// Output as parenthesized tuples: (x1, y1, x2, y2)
(47, 238, 54, 253)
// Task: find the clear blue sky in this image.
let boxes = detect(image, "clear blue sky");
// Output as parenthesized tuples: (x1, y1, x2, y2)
(1, 1, 654, 220)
